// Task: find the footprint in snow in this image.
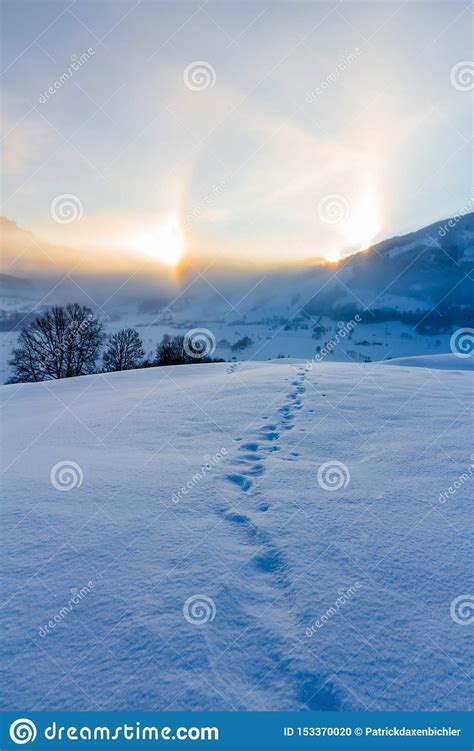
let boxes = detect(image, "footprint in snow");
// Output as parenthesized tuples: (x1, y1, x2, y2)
(260, 431, 279, 441)
(226, 474, 253, 492)
(296, 673, 340, 711)
(240, 441, 259, 451)
(258, 424, 279, 437)
(224, 510, 258, 537)
(244, 463, 265, 477)
(254, 546, 286, 574)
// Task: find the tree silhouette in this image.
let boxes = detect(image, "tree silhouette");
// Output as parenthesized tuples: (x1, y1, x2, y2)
(8, 304, 105, 383)
(103, 328, 145, 372)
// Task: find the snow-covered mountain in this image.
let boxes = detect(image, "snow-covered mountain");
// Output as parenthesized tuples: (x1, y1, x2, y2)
(1, 357, 472, 711)
(1, 213, 473, 381)
(303, 212, 474, 326)
(2, 212, 473, 321)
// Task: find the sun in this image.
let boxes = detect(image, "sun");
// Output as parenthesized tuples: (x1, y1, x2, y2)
(342, 192, 381, 251)
(325, 249, 340, 263)
(132, 218, 184, 266)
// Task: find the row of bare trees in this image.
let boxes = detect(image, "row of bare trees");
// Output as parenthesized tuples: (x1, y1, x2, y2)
(7, 304, 221, 383)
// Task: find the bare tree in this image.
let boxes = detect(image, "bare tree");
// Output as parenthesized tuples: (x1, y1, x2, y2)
(155, 334, 223, 366)
(103, 328, 145, 372)
(7, 304, 105, 383)
(155, 334, 187, 365)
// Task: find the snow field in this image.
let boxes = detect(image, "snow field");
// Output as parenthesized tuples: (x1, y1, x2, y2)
(0, 358, 472, 710)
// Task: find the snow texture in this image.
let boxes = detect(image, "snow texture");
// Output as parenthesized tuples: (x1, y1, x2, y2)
(1, 359, 472, 711)
(382, 353, 474, 371)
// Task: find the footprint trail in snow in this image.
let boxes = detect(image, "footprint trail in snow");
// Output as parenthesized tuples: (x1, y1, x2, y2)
(208, 366, 340, 710)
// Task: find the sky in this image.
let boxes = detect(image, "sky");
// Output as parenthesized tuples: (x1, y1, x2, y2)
(0, 0, 472, 275)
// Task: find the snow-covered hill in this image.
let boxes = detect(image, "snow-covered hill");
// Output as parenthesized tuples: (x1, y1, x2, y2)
(383, 353, 474, 370)
(1, 360, 472, 711)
